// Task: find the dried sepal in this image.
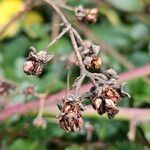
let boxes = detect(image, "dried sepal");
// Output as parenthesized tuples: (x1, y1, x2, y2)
(75, 5, 87, 21)
(115, 82, 131, 98)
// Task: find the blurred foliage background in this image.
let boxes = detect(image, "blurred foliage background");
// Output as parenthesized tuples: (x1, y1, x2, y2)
(0, 0, 150, 149)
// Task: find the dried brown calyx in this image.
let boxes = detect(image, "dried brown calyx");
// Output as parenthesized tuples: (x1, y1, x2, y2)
(0, 79, 16, 96)
(87, 69, 130, 119)
(57, 94, 84, 132)
(79, 43, 102, 68)
(75, 5, 98, 23)
(23, 46, 54, 76)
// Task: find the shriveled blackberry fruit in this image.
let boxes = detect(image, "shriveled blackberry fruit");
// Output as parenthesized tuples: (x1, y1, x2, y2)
(57, 95, 84, 132)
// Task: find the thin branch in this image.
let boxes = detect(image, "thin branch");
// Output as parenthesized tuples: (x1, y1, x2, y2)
(44, 25, 71, 50)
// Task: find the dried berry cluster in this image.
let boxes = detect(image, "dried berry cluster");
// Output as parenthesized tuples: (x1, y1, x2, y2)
(88, 69, 130, 119)
(75, 5, 98, 23)
(23, 46, 53, 76)
(78, 41, 102, 68)
(57, 69, 130, 132)
(0, 79, 16, 96)
(57, 95, 84, 132)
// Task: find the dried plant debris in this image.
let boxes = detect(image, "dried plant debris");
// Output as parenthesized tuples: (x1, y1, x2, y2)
(0, 79, 16, 96)
(57, 94, 84, 132)
(23, 46, 54, 76)
(75, 5, 98, 23)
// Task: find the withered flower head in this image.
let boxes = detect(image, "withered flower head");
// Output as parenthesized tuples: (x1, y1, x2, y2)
(0, 79, 16, 96)
(75, 5, 98, 23)
(57, 95, 84, 132)
(23, 46, 54, 76)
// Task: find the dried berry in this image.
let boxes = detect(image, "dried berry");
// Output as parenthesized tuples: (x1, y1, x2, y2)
(57, 95, 84, 132)
(75, 5, 98, 23)
(85, 8, 98, 23)
(0, 79, 16, 96)
(23, 46, 54, 76)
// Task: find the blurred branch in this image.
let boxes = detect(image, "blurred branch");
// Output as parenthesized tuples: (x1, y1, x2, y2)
(51, 12, 60, 40)
(0, 65, 150, 122)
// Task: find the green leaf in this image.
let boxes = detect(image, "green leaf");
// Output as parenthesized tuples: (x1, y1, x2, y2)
(90, 23, 131, 49)
(2, 36, 30, 65)
(9, 139, 46, 150)
(142, 123, 150, 142)
(106, 0, 144, 12)
(108, 141, 149, 150)
(34, 37, 72, 55)
(130, 23, 149, 40)
(23, 24, 49, 39)
(128, 52, 150, 67)
(128, 79, 150, 106)
(65, 144, 85, 150)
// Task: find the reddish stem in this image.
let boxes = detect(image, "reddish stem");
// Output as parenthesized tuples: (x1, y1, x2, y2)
(0, 65, 150, 122)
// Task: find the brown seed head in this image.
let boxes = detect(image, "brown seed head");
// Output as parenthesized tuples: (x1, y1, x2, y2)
(58, 96, 84, 132)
